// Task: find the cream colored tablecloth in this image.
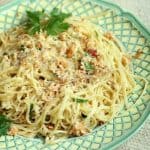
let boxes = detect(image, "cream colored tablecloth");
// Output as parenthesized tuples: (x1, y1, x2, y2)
(0, 0, 149, 150)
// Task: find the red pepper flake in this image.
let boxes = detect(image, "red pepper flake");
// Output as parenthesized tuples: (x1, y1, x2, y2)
(87, 49, 97, 57)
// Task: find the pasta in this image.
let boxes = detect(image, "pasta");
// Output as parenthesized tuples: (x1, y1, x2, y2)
(0, 16, 136, 142)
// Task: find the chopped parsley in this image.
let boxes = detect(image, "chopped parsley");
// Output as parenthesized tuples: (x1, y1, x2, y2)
(84, 62, 94, 71)
(73, 98, 88, 103)
(84, 51, 89, 56)
(0, 115, 12, 136)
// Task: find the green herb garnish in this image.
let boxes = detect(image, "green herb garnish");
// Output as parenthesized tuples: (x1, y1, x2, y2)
(84, 62, 94, 71)
(84, 51, 89, 56)
(25, 10, 45, 35)
(95, 30, 99, 39)
(24, 8, 71, 35)
(0, 115, 12, 136)
(73, 98, 88, 103)
(45, 8, 71, 35)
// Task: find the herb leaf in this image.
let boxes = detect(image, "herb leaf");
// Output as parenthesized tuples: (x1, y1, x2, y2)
(51, 8, 71, 19)
(0, 115, 11, 136)
(46, 21, 70, 35)
(24, 8, 71, 36)
(26, 10, 44, 23)
(45, 8, 71, 35)
(73, 98, 88, 103)
(25, 10, 45, 35)
(84, 62, 94, 71)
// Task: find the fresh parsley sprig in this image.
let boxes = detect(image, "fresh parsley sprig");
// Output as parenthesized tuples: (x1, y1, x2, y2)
(45, 8, 71, 35)
(24, 8, 71, 36)
(25, 9, 45, 35)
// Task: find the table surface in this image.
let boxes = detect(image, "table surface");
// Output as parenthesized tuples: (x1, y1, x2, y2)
(108, 0, 150, 30)
(0, 0, 150, 150)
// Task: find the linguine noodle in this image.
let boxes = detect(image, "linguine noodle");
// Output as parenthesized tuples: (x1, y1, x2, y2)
(0, 17, 136, 142)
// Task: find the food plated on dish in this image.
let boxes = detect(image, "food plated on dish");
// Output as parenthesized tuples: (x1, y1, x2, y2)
(0, 7, 147, 144)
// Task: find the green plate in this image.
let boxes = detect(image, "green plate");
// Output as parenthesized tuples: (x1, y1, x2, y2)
(0, 0, 150, 149)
